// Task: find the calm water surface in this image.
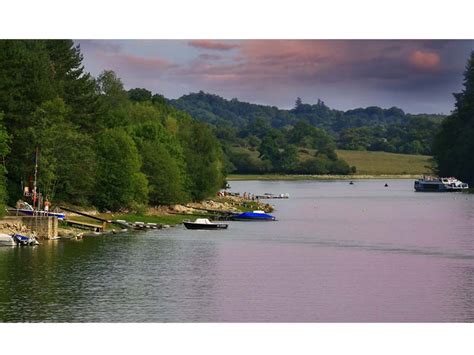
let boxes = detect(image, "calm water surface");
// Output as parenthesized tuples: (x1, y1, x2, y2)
(1, 179, 473, 322)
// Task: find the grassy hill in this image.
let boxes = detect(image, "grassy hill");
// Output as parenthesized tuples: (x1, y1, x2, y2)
(336, 150, 433, 175)
(227, 146, 433, 178)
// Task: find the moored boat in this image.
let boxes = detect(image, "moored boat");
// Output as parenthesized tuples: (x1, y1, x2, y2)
(8, 208, 66, 220)
(183, 218, 228, 230)
(255, 193, 289, 199)
(0, 233, 15, 247)
(11, 233, 39, 246)
(232, 210, 276, 221)
(414, 176, 469, 192)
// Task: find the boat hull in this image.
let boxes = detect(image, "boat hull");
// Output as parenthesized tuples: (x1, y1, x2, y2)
(0, 234, 15, 247)
(183, 222, 228, 230)
(414, 186, 467, 192)
(232, 212, 276, 221)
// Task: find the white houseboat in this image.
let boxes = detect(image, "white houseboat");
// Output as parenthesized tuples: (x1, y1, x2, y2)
(414, 176, 469, 192)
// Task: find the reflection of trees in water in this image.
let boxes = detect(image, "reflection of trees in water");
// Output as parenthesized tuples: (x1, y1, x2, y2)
(0, 233, 219, 322)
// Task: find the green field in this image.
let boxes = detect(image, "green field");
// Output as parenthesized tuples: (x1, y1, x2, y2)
(336, 150, 433, 175)
(227, 149, 434, 180)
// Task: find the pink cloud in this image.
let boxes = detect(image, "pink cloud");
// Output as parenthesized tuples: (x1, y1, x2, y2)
(409, 50, 441, 70)
(188, 40, 239, 51)
(93, 51, 175, 78)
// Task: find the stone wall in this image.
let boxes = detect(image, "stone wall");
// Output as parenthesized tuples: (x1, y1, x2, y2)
(21, 216, 58, 240)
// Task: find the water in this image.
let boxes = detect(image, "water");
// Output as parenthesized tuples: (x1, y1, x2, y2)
(0, 179, 473, 322)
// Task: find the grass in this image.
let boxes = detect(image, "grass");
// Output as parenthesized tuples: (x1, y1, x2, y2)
(336, 150, 434, 175)
(227, 150, 434, 180)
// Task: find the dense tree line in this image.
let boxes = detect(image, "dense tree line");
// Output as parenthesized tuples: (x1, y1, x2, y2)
(0, 40, 224, 212)
(433, 52, 474, 185)
(171, 92, 444, 163)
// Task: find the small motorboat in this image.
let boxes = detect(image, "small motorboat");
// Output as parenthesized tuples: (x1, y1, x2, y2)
(183, 218, 228, 230)
(12, 233, 39, 246)
(232, 210, 276, 221)
(0, 233, 15, 247)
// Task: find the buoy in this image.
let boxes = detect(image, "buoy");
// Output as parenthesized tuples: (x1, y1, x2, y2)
(384, 183, 388, 187)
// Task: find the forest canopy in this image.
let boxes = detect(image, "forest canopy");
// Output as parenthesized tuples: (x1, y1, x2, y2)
(0, 40, 225, 212)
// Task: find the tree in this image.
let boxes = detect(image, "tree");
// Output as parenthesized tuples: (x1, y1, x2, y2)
(140, 140, 188, 205)
(44, 40, 99, 131)
(178, 119, 225, 201)
(0, 41, 57, 201)
(128, 88, 152, 102)
(132, 119, 189, 205)
(0, 112, 10, 215)
(94, 129, 148, 211)
(96, 70, 130, 128)
(433, 51, 474, 184)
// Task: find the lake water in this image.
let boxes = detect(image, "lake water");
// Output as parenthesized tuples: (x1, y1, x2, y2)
(1, 179, 473, 322)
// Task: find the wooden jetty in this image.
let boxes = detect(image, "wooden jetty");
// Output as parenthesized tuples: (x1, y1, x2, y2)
(63, 219, 104, 232)
(59, 206, 111, 232)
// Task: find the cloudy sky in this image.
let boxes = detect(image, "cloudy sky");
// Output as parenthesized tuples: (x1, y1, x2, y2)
(77, 40, 474, 114)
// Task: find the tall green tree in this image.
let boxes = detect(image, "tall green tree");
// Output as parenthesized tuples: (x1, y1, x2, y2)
(132, 119, 189, 205)
(178, 119, 225, 201)
(94, 128, 148, 211)
(433, 52, 474, 184)
(44, 40, 99, 131)
(0, 40, 57, 201)
(96, 70, 130, 128)
(0, 112, 10, 215)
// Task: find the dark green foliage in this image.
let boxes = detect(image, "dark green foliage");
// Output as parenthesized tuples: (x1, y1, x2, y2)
(128, 88, 152, 102)
(295, 158, 329, 175)
(44, 40, 99, 131)
(433, 52, 474, 184)
(0, 113, 10, 216)
(178, 119, 225, 201)
(171, 92, 443, 159)
(228, 150, 271, 174)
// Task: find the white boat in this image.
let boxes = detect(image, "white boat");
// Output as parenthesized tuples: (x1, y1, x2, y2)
(414, 176, 469, 192)
(0, 233, 15, 247)
(255, 193, 289, 199)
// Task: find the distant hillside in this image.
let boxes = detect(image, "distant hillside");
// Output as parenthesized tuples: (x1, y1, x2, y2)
(170, 91, 444, 156)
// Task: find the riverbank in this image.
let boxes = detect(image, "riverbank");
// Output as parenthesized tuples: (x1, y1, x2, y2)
(1, 194, 274, 240)
(57, 194, 274, 231)
(227, 174, 423, 181)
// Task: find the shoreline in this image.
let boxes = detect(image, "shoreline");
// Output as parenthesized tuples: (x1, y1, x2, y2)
(227, 174, 423, 181)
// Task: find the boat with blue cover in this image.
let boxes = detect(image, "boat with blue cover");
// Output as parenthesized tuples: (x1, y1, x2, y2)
(11, 233, 39, 246)
(232, 210, 276, 221)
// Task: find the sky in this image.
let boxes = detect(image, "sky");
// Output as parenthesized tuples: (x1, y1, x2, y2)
(77, 40, 474, 114)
